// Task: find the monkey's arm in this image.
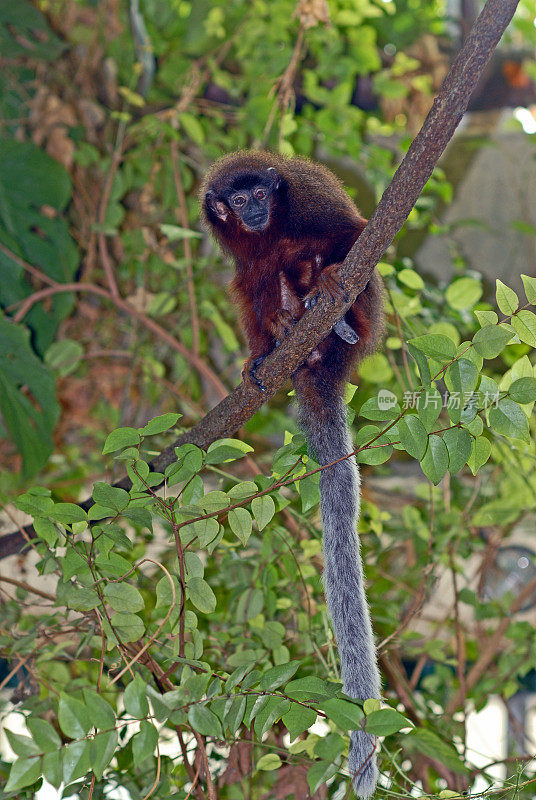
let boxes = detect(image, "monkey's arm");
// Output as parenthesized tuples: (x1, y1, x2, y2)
(232, 277, 290, 391)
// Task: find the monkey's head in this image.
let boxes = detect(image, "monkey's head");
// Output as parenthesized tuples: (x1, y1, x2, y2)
(202, 155, 284, 234)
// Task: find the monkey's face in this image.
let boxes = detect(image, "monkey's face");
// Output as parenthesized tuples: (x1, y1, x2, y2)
(204, 167, 281, 233)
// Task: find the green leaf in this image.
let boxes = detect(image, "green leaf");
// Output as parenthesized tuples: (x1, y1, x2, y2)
(185, 551, 204, 578)
(228, 507, 252, 546)
(206, 438, 253, 464)
(48, 502, 88, 524)
(420, 435, 448, 484)
(33, 517, 58, 545)
(489, 399, 530, 443)
(224, 695, 247, 736)
(43, 749, 62, 788)
(407, 342, 431, 386)
(187, 577, 217, 613)
(315, 731, 345, 761)
(307, 761, 338, 793)
(416, 387, 442, 432)
(160, 223, 202, 240)
(495, 278, 519, 316)
(445, 359, 479, 423)
(297, 472, 321, 510)
(286, 676, 331, 702)
(103, 582, 144, 613)
(521, 274, 536, 304)
(27, 718, 61, 753)
(251, 495, 275, 530)
(132, 720, 158, 762)
(124, 674, 149, 718)
(0, 316, 59, 476)
(443, 428, 472, 474)
(320, 697, 364, 730)
(102, 427, 140, 454)
(406, 729, 467, 774)
(110, 612, 145, 643)
(155, 574, 181, 611)
(182, 517, 220, 547)
(139, 412, 181, 436)
(363, 699, 381, 714)
(202, 491, 230, 512)
(398, 268, 424, 290)
(409, 334, 456, 361)
(360, 393, 401, 420)
(398, 415, 428, 460)
(511, 309, 536, 347)
(254, 697, 291, 738)
(236, 588, 264, 622)
(467, 436, 492, 475)
(45, 339, 83, 376)
(65, 585, 100, 613)
(15, 488, 54, 517)
(5, 730, 40, 757)
(257, 753, 282, 771)
(509, 377, 536, 404)
(260, 660, 300, 691)
(496, 280, 518, 315)
(474, 310, 498, 328)
(92, 482, 130, 511)
(166, 443, 204, 485)
(82, 689, 116, 730)
(179, 112, 205, 145)
(226, 665, 251, 692)
(445, 358, 478, 396)
(365, 707, 412, 736)
(5, 756, 42, 791)
(464, 415, 484, 437)
(446, 277, 482, 310)
(472, 325, 513, 359)
(283, 703, 317, 740)
(355, 424, 393, 465)
(62, 739, 91, 783)
(188, 704, 223, 737)
(90, 730, 117, 780)
(58, 693, 91, 739)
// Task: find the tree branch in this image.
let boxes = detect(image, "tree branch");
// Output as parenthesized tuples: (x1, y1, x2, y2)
(0, 0, 519, 560)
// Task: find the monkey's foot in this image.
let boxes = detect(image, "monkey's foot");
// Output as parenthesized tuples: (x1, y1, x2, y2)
(242, 355, 268, 393)
(303, 265, 351, 309)
(269, 309, 298, 342)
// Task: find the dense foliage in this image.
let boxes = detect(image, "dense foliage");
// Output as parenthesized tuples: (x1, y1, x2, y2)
(0, 1, 535, 798)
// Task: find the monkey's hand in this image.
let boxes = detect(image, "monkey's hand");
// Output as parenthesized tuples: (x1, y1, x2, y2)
(303, 264, 359, 345)
(304, 263, 350, 308)
(268, 309, 298, 347)
(242, 354, 269, 393)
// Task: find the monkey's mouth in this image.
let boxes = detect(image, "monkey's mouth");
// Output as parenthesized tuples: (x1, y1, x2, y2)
(242, 216, 268, 232)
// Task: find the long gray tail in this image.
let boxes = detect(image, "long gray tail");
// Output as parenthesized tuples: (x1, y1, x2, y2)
(295, 383, 381, 798)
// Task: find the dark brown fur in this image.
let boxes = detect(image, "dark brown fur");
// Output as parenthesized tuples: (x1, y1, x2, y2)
(200, 150, 383, 405)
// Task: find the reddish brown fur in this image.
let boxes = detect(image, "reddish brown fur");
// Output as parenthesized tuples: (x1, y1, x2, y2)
(200, 150, 383, 406)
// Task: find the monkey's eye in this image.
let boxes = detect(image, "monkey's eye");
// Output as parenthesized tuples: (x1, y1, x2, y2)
(231, 195, 246, 207)
(254, 188, 267, 200)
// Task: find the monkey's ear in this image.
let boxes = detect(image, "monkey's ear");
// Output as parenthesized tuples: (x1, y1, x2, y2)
(205, 190, 229, 222)
(266, 167, 282, 190)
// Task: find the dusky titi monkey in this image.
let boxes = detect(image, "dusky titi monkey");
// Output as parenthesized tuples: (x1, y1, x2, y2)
(201, 150, 383, 798)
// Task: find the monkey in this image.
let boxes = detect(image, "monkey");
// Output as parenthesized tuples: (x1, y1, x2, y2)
(201, 150, 383, 798)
